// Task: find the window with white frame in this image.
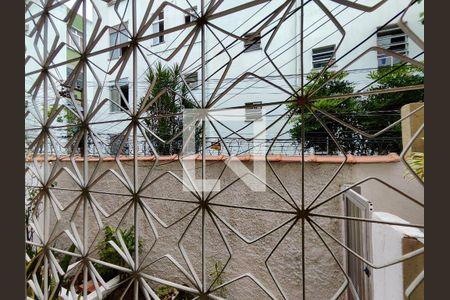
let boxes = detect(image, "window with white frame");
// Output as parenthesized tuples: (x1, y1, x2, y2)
(152, 11, 165, 46)
(243, 32, 262, 52)
(66, 67, 84, 91)
(110, 79, 129, 112)
(312, 44, 336, 69)
(377, 24, 408, 67)
(343, 187, 373, 300)
(184, 72, 198, 89)
(67, 27, 83, 49)
(109, 24, 129, 60)
(184, 6, 198, 23)
(245, 101, 263, 121)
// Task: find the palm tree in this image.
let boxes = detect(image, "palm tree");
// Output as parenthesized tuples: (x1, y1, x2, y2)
(141, 62, 198, 155)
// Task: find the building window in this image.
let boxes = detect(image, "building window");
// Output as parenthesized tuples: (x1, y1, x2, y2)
(103, 0, 124, 5)
(312, 45, 336, 69)
(110, 79, 129, 112)
(109, 24, 129, 60)
(377, 25, 408, 68)
(184, 6, 197, 23)
(243, 33, 262, 52)
(152, 11, 165, 46)
(184, 72, 198, 89)
(67, 27, 83, 49)
(66, 67, 84, 90)
(245, 101, 263, 122)
(343, 187, 373, 300)
(109, 133, 129, 155)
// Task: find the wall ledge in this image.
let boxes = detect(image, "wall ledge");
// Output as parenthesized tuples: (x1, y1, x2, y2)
(26, 153, 400, 164)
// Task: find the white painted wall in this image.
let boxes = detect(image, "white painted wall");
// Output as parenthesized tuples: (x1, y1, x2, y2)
(371, 212, 424, 300)
(25, 0, 424, 152)
(349, 162, 424, 224)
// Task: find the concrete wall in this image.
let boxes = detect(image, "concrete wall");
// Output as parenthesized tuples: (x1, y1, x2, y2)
(401, 103, 424, 154)
(371, 212, 424, 300)
(26, 158, 423, 299)
(349, 162, 424, 224)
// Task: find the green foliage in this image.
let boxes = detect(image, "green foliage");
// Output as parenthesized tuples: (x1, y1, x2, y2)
(287, 65, 424, 155)
(155, 285, 195, 300)
(62, 107, 84, 154)
(209, 260, 227, 298)
(64, 107, 81, 139)
(26, 243, 75, 299)
(156, 286, 178, 299)
(25, 187, 40, 258)
(405, 151, 424, 181)
(141, 62, 197, 155)
(153, 259, 226, 300)
(95, 226, 142, 281)
(25, 181, 58, 258)
(288, 70, 360, 154)
(47, 103, 83, 153)
(417, 0, 424, 24)
(365, 65, 424, 110)
(357, 64, 424, 154)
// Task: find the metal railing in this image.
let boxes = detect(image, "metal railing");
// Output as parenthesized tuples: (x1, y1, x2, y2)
(25, 0, 424, 299)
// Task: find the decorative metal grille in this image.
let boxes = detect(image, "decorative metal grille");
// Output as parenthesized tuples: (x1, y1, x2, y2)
(25, 0, 424, 299)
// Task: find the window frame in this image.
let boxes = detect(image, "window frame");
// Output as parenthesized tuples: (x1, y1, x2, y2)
(66, 66, 84, 92)
(243, 32, 262, 52)
(110, 79, 129, 113)
(376, 25, 408, 68)
(342, 187, 374, 300)
(312, 44, 336, 69)
(67, 26, 83, 50)
(244, 101, 263, 122)
(152, 11, 165, 46)
(184, 72, 199, 90)
(184, 6, 198, 24)
(109, 23, 129, 60)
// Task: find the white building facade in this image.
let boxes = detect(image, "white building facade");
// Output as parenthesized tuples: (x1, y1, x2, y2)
(25, 0, 424, 156)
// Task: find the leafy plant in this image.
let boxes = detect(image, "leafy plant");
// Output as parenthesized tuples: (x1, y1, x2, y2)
(47, 103, 83, 154)
(153, 260, 227, 299)
(405, 151, 424, 181)
(209, 260, 227, 298)
(358, 64, 424, 154)
(26, 243, 75, 299)
(140, 62, 198, 155)
(62, 106, 84, 154)
(156, 286, 178, 300)
(417, 0, 424, 24)
(25, 181, 58, 258)
(287, 70, 360, 154)
(287, 65, 424, 155)
(25, 187, 39, 258)
(95, 226, 142, 282)
(155, 285, 195, 300)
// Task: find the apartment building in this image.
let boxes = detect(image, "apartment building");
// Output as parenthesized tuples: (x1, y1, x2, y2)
(25, 0, 424, 156)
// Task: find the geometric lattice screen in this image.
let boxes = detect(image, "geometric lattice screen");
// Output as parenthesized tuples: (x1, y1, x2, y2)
(25, 0, 424, 299)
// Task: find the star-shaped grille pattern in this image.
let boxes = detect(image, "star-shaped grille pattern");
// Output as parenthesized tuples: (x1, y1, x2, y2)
(25, 0, 424, 299)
